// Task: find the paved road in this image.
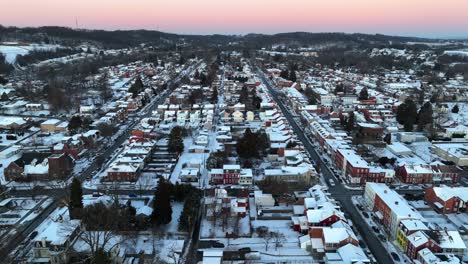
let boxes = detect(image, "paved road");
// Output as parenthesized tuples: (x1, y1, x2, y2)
(257, 70, 395, 264)
(1, 62, 201, 260)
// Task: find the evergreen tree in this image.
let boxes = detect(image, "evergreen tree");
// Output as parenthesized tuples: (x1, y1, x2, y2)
(178, 56, 186, 65)
(151, 178, 172, 225)
(404, 120, 414, 132)
(280, 69, 289, 80)
(69, 178, 83, 219)
(345, 112, 355, 131)
(211, 86, 218, 103)
(452, 104, 459, 113)
(0, 75, 8, 85)
(239, 86, 249, 104)
(129, 77, 144, 98)
(396, 98, 417, 127)
(418, 89, 425, 105)
(417, 102, 433, 130)
(383, 133, 392, 145)
(236, 128, 269, 159)
(308, 96, 317, 105)
(178, 191, 200, 232)
(168, 126, 184, 153)
(359, 88, 369, 100)
(334, 83, 344, 94)
(68, 116, 82, 132)
(289, 70, 297, 82)
(1, 92, 8, 101)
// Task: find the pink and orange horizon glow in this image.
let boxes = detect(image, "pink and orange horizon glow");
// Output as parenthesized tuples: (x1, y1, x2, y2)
(1, 0, 468, 38)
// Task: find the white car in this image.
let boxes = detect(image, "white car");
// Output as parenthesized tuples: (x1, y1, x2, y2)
(328, 179, 336, 186)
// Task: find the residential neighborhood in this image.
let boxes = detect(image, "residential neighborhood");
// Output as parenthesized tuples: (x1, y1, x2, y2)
(1, 16, 468, 264)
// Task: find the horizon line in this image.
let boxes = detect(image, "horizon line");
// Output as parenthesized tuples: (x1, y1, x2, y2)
(2, 24, 468, 40)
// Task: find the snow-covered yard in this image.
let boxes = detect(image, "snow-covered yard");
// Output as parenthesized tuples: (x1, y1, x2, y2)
(0, 44, 62, 63)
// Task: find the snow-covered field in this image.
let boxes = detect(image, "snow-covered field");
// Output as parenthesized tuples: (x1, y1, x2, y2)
(443, 50, 468, 57)
(0, 44, 62, 63)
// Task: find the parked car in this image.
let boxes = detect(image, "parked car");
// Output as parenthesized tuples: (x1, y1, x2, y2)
(212, 241, 224, 248)
(372, 226, 380, 233)
(29, 231, 38, 240)
(238, 247, 251, 252)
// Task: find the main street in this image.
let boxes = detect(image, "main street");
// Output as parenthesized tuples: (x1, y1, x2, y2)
(2, 62, 201, 260)
(257, 69, 395, 264)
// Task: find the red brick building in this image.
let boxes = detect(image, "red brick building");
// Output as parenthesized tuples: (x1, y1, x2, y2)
(425, 186, 467, 214)
(4, 152, 74, 181)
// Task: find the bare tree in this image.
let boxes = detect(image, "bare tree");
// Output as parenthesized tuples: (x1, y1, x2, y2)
(166, 242, 179, 264)
(272, 232, 286, 250)
(255, 226, 273, 251)
(77, 202, 122, 260)
(77, 229, 116, 259)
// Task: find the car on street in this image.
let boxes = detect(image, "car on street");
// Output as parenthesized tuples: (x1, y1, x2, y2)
(372, 226, 380, 233)
(328, 179, 335, 186)
(391, 252, 400, 262)
(29, 231, 38, 240)
(362, 212, 369, 218)
(238, 247, 251, 252)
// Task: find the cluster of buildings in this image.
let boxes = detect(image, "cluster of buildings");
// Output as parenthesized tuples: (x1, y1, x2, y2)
(294, 185, 371, 263)
(271, 65, 465, 186)
(365, 182, 467, 262)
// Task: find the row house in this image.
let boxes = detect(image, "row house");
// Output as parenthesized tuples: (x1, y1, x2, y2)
(264, 165, 315, 183)
(364, 183, 423, 240)
(396, 164, 459, 184)
(404, 230, 466, 260)
(4, 152, 74, 181)
(304, 225, 359, 256)
(425, 186, 467, 214)
(40, 119, 68, 133)
(209, 165, 252, 185)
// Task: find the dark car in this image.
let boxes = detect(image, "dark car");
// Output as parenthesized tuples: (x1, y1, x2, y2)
(29, 231, 38, 240)
(362, 212, 369, 218)
(212, 241, 224, 248)
(238, 247, 251, 252)
(372, 226, 380, 233)
(391, 252, 400, 261)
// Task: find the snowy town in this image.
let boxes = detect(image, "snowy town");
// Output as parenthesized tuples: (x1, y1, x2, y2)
(0, 20, 468, 264)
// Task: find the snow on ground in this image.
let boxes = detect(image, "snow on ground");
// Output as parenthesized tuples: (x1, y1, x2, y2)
(0, 132, 31, 147)
(251, 219, 298, 239)
(445, 102, 468, 125)
(419, 210, 457, 230)
(443, 50, 468, 57)
(408, 141, 437, 163)
(0, 44, 62, 63)
(164, 202, 184, 234)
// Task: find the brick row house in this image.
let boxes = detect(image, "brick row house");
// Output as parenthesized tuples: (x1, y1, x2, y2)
(425, 186, 467, 214)
(4, 152, 74, 181)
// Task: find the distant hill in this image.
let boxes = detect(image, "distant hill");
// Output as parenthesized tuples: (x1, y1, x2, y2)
(0, 25, 454, 49)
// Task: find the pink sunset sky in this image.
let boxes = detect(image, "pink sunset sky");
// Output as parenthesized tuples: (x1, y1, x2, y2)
(1, 0, 468, 38)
